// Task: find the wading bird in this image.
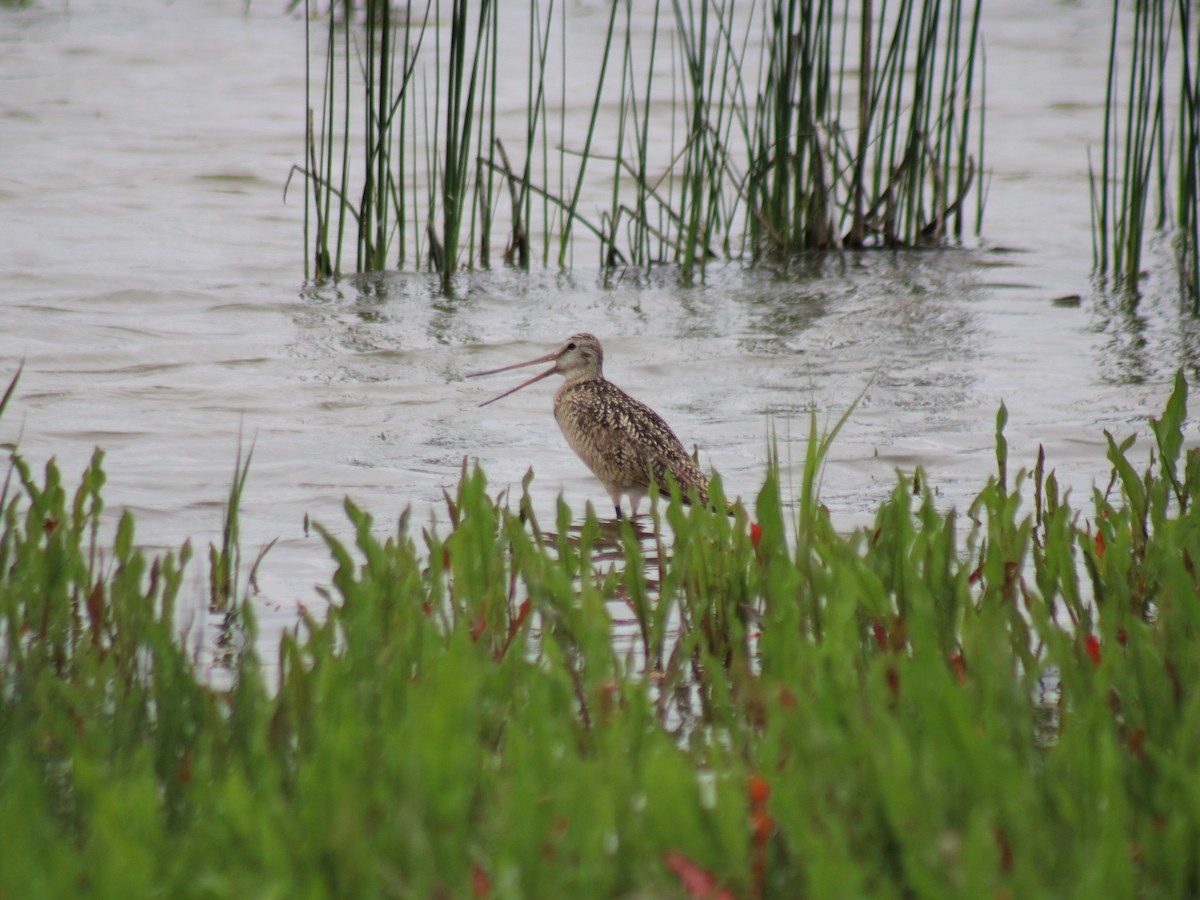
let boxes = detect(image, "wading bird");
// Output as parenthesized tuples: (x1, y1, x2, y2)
(468, 333, 708, 519)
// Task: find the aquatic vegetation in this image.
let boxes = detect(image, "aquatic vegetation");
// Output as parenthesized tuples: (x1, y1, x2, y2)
(1094, 0, 1200, 310)
(293, 0, 984, 287)
(0, 367, 1198, 895)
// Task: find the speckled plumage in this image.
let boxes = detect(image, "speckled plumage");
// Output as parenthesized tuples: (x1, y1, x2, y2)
(470, 333, 707, 518)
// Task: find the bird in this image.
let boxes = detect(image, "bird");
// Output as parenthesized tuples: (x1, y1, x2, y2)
(467, 333, 708, 519)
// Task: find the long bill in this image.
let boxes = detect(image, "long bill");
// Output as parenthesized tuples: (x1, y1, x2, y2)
(466, 351, 558, 408)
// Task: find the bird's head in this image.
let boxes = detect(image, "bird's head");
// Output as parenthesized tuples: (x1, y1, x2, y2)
(467, 333, 606, 406)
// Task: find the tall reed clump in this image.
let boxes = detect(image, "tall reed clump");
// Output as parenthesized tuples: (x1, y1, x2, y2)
(293, 0, 432, 280)
(1093, 0, 1200, 310)
(1179, 0, 1200, 310)
(293, 0, 562, 292)
(591, 0, 985, 268)
(293, 0, 984, 287)
(3, 361, 1198, 895)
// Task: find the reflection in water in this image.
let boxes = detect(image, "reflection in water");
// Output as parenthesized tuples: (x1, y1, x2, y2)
(1094, 290, 1154, 385)
(534, 509, 733, 737)
(1091, 266, 1200, 386)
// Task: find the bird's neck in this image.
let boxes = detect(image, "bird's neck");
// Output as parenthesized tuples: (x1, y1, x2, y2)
(562, 370, 603, 388)
(555, 372, 603, 406)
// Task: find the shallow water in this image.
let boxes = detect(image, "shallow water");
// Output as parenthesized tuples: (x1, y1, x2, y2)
(2, 0, 1198, 668)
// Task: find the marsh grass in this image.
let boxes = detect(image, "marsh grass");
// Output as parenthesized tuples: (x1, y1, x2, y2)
(1094, 0, 1200, 310)
(2, 361, 1199, 895)
(293, 0, 984, 288)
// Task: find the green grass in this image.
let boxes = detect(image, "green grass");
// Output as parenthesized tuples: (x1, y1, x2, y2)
(1, 366, 1199, 896)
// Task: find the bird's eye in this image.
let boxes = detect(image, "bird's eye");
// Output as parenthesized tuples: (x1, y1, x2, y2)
(567, 342, 577, 350)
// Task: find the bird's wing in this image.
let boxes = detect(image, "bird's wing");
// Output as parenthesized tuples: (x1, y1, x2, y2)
(557, 382, 706, 495)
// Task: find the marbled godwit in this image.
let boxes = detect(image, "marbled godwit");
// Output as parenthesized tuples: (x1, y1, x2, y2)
(468, 333, 708, 519)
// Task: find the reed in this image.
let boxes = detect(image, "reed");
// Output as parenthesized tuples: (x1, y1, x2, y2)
(1093, 0, 1200, 309)
(293, 0, 984, 286)
(616, 0, 986, 267)
(1179, 0, 1200, 308)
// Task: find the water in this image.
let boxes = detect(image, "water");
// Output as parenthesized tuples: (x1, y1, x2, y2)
(2, 0, 1198, 667)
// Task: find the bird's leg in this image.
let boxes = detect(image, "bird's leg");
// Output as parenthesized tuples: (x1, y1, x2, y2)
(614, 504, 623, 520)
